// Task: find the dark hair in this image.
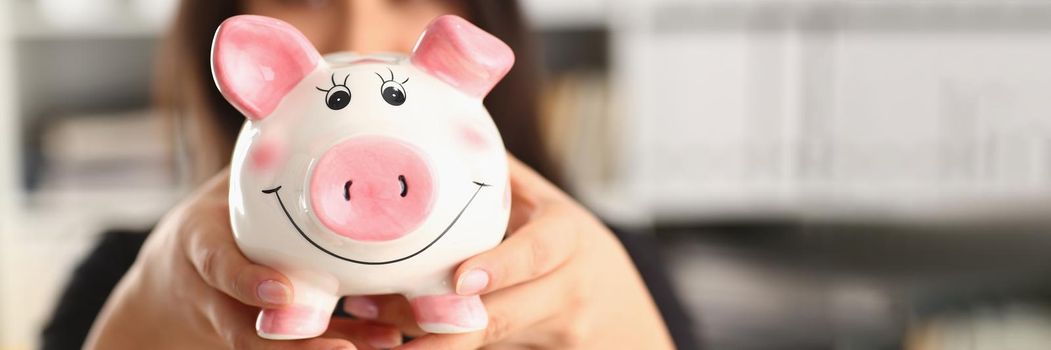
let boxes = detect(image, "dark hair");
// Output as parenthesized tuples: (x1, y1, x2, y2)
(156, 0, 559, 186)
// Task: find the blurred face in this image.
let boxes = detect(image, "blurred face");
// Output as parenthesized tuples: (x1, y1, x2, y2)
(243, 0, 467, 54)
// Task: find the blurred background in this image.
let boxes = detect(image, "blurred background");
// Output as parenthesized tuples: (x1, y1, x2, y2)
(6, 0, 1051, 349)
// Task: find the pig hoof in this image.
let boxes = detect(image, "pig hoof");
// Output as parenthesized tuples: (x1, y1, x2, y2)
(410, 294, 488, 333)
(256, 305, 331, 339)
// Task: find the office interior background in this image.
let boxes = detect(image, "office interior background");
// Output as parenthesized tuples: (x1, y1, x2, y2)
(5, 1, 1051, 349)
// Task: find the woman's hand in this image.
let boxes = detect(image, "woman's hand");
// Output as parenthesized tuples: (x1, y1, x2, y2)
(343, 156, 675, 349)
(84, 170, 402, 350)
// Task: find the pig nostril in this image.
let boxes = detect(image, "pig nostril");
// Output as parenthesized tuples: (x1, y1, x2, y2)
(343, 180, 352, 201)
(398, 175, 408, 197)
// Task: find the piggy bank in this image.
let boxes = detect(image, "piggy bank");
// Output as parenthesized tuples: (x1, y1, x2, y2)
(213, 15, 512, 339)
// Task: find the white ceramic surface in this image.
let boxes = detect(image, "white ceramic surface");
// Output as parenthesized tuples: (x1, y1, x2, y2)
(214, 15, 512, 339)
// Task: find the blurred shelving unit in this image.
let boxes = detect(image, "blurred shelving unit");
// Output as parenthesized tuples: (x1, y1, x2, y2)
(2, 1, 179, 349)
(1, 1, 20, 349)
(583, 0, 1051, 226)
(11, 0, 174, 40)
(10, 0, 181, 208)
(521, 0, 607, 29)
(590, 1, 1051, 348)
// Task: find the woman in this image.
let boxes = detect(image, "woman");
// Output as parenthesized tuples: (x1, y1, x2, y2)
(45, 1, 692, 349)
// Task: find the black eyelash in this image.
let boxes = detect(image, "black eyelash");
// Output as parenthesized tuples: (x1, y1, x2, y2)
(316, 73, 350, 92)
(375, 67, 409, 84)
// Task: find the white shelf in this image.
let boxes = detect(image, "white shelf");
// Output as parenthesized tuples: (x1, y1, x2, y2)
(0, 185, 181, 349)
(595, 0, 1051, 224)
(1, 0, 175, 336)
(12, 0, 172, 41)
(24, 187, 183, 232)
(0, 0, 23, 347)
(522, 0, 607, 29)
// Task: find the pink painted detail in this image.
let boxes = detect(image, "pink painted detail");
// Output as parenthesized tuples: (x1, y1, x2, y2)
(256, 304, 330, 338)
(212, 15, 321, 120)
(410, 15, 515, 98)
(458, 122, 489, 151)
(249, 137, 285, 171)
(349, 57, 396, 64)
(310, 136, 435, 241)
(410, 294, 488, 330)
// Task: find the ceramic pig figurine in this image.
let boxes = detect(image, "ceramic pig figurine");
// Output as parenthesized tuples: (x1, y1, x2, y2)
(213, 15, 512, 339)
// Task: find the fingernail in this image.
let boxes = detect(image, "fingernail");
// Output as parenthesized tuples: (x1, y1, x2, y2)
(368, 331, 402, 349)
(257, 280, 291, 305)
(343, 296, 379, 319)
(456, 269, 489, 295)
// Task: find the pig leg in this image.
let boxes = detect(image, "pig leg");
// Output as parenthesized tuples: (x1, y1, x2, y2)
(256, 274, 339, 340)
(409, 294, 488, 333)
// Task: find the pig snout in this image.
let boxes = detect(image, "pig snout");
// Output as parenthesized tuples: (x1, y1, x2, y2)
(309, 136, 435, 242)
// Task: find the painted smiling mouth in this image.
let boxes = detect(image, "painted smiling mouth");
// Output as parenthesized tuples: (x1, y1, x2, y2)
(262, 181, 489, 265)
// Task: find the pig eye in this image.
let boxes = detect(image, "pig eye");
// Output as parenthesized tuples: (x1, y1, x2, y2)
(316, 73, 352, 110)
(375, 67, 409, 106)
(326, 88, 351, 110)
(381, 81, 406, 106)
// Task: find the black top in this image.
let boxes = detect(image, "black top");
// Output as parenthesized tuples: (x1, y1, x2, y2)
(41, 227, 698, 350)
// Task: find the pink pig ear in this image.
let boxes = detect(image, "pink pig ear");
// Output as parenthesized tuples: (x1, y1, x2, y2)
(410, 15, 515, 98)
(211, 15, 321, 120)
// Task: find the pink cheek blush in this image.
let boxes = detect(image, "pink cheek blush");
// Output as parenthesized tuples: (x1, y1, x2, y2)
(458, 123, 490, 151)
(250, 139, 286, 171)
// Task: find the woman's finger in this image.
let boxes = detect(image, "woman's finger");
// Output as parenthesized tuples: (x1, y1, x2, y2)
(207, 299, 359, 350)
(505, 166, 539, 234)
(325, 318, 404, 350)
(343, 295, 426, 337)
(194, 264, 358, 350)
(506, 154, 566, 201)
(182, 208, 294, 308)
(181, 169, 292, 309)
(452, 204, 581, 296)
(178, 171, 294, 308)
(395, 262, 576, 350)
